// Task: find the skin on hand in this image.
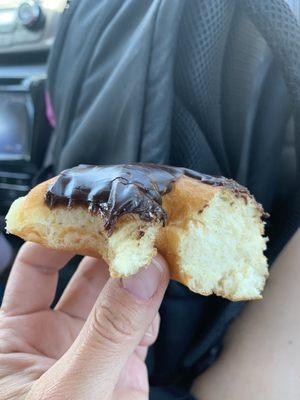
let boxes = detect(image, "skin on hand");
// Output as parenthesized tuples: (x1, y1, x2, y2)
(0, 242, 169, 400)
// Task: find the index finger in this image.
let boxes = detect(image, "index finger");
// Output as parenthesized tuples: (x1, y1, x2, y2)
(1, 242, 74, 316)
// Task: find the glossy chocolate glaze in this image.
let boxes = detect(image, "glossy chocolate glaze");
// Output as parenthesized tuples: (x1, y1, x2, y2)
(45, 164, 251, 234)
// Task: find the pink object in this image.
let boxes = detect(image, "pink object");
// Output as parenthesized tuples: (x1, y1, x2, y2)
(0, 234, 12, 273)
(45, 90, 56, 128)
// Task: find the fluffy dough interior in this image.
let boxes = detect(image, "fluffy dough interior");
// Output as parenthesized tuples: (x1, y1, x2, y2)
(175, 190, 267, 299)
(6, 195, 161, 277)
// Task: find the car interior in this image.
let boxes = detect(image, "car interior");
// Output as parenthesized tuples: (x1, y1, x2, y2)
(0, 0, 66, 296)
(0, 1, 299, 398)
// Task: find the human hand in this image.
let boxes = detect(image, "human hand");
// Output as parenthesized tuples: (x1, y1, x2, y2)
(0, 242, 169, 399)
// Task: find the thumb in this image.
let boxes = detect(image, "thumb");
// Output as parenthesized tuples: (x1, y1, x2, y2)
(28, 255, 169, 400)
(72, 254, 168, 387)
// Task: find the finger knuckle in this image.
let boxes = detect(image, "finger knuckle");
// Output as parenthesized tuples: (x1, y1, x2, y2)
(92, 301, 137, 346)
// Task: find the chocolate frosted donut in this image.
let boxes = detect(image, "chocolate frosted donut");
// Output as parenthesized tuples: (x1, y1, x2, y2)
(44, 164, 253, 233)
(6, 163, 268, 301)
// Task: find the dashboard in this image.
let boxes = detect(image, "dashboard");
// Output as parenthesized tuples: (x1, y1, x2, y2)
(0, 0, 65, 54)
(0, 0, 66, 216)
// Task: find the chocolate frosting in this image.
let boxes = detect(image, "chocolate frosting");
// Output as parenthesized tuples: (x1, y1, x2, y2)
(44, 164, 250, 234)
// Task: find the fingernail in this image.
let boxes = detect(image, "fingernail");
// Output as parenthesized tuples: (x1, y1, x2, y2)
(121, 257, 163, 301)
